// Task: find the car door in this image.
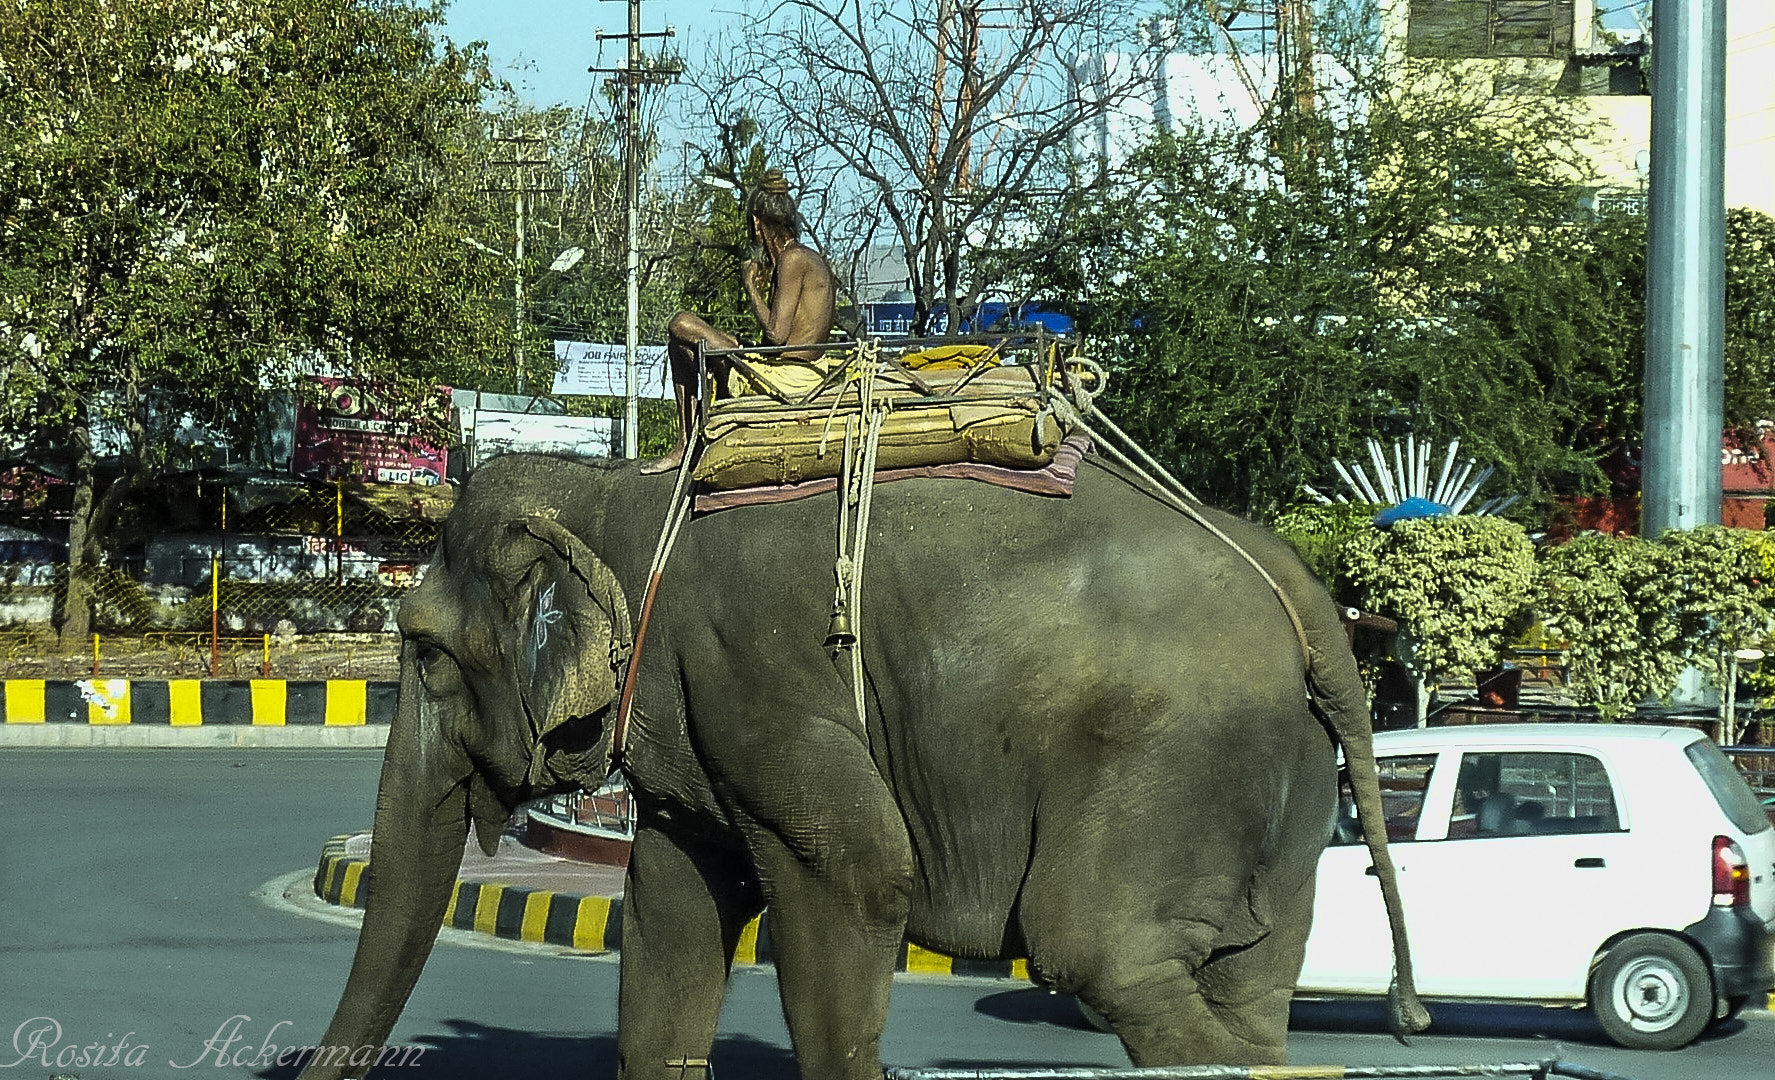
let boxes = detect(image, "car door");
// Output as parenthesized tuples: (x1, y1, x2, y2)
(1399, 748, 1637, 1000)
(1298, 752, 1441, 993)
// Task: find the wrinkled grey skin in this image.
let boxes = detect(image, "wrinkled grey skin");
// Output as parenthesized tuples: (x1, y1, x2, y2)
(300, 452, 1426, 1080)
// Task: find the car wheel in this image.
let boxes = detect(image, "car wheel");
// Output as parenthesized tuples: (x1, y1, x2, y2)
(1589, 933, 1714, 1050)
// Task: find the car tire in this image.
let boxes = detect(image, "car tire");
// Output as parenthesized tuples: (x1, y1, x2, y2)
(1589, 933, 1714, 1050)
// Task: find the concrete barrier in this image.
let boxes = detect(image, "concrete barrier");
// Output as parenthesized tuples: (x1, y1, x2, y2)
(0, 678, 394, 746)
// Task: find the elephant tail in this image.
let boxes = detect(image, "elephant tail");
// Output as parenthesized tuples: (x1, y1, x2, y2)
(1306, 646, 1433, 1042)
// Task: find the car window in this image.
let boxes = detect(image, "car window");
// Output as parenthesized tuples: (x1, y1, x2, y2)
(1685, 739, 1773, 835)
(1331, 755, 1436, 846)
(1446, 751, 1620, 838)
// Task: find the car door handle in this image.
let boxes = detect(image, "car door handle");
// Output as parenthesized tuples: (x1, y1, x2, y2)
(1575, 857, 1606, 868)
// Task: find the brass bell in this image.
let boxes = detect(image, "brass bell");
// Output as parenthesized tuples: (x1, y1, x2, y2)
(824, 605, 857, 649)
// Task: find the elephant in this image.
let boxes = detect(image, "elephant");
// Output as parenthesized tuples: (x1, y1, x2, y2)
(300, 451, 1427, 1080)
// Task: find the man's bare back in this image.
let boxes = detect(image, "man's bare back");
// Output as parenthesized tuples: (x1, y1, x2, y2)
(748, 242, 834, 361)
(643, 169, 836, 474)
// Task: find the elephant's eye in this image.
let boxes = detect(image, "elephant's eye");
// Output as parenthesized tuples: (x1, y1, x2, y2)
(414, 641, 463, 695)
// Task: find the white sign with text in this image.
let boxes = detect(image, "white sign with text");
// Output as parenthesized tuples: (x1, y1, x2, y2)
(551, 341, 669, 398)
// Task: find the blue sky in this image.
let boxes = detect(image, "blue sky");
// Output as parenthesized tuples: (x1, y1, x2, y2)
(439, 0, 1647, 111)
(441, 0, 741, 110)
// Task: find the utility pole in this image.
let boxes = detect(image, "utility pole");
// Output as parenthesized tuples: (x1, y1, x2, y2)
(1283, 0, 1314, 121)
(487, 132, 557, 398)
(1642, 0, 1727, 711)
(1642, 0, 1726, 537)
(515, 187, 527, 393)
(595, 0, 679, 458)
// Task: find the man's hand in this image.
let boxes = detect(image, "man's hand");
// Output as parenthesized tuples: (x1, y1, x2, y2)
(742, 259, 770, 293)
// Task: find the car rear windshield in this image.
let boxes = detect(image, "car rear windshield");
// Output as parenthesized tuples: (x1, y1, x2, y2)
(1684, 740, 1772, 835)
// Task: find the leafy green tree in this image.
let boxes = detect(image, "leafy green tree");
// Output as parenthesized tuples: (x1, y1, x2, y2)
(1724, 208, 1775, 436)
(1027, 46, 1629, 516)
(463, 91, 721, 453)
(1480, 206, 1775, 487)
(670, 116, 770, 339)
(0, 0, 505, 640)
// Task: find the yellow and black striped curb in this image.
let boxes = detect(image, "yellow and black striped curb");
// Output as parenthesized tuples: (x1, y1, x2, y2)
(1, 678, 396, 725)
(312, 835, 1775, 1008)
(313, 834, 1033, 980)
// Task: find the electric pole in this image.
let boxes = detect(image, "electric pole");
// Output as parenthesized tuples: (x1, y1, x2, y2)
(487, 131, 558, 397)
(595, 0, 679, 458)
(1642, 0, 1726, 537)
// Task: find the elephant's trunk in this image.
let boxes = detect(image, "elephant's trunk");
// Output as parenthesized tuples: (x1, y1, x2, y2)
(299, 654, 470, 1080)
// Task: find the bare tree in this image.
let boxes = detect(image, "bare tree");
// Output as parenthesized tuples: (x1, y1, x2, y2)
(700, 0, 1147, 335)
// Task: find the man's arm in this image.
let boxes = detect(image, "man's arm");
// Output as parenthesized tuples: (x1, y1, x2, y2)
(745, 249, 812, 346)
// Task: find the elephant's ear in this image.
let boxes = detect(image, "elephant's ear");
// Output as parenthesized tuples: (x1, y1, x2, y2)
(500, 516, 634, 788)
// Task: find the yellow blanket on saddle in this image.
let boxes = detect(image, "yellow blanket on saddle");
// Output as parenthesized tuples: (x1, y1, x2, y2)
(693, 344, 1064, 491)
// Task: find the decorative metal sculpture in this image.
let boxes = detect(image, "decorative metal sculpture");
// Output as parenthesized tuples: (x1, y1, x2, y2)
(1303, 436, 1520, 519)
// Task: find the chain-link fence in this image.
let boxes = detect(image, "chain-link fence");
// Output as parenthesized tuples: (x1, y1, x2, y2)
(0, 479, 445, 678)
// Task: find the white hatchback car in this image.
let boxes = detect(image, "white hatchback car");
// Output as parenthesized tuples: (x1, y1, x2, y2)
(1298, 724, 1775, 1050)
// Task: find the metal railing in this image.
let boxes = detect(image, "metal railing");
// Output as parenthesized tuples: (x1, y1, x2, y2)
(885, 1060, 1639, 1080)
(1726, 746, 1775, 805)
(537, 779, 634, 838)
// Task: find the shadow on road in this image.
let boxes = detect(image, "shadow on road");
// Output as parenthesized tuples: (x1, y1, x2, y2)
(1290, 998, 1750, 1047)
(255, 1019, 798, 1080)
(1291, 997, 1614, 1044)
(972, 987, 1103, 1030)
(973, 988, 1754, 1049)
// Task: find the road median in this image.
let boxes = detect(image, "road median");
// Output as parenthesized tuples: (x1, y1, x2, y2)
(312, 833, 1032, 980)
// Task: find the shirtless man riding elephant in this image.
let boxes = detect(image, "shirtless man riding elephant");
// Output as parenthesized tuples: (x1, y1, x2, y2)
(644, 168, 836, 474)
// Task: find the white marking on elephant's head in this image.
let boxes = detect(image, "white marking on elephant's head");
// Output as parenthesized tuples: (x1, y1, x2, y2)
(526, 580, 564, 679)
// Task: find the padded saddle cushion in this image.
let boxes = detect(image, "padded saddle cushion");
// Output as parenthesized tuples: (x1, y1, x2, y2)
(693, 364, 1064, 491)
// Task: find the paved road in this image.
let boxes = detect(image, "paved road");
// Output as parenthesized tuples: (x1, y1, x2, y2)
(1, 748, 1769, 1079)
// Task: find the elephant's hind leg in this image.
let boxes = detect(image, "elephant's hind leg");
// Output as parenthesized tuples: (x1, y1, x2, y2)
(1031, 893, 1291, 1066)
(1056, 856, 1315, 1066)
(1018, 743, 1312, 1067)
(618, 814, 763, 1080)
(1185, 872, 1316, 1061)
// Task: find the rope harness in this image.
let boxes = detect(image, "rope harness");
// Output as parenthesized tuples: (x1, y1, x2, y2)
(609, 432, 697, 769)
(607, 336, 1317, 770)
(826, 344, 889, 739)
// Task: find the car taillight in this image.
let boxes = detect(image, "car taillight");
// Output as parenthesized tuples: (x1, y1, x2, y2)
(1713, 835, 1750, 908)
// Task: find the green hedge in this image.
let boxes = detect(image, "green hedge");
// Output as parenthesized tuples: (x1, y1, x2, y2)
(1280, 512, 1775, 720)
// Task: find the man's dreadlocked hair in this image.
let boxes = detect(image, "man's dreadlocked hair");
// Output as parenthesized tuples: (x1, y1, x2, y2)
(747, 169, 802, 241)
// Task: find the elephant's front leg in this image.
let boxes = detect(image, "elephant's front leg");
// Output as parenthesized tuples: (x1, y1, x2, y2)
(742, 723, 914, 1080)
(618, 816, 763, 1080)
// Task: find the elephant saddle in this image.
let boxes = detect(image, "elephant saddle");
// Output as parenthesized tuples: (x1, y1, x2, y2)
(691, 338, 1078, 493)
